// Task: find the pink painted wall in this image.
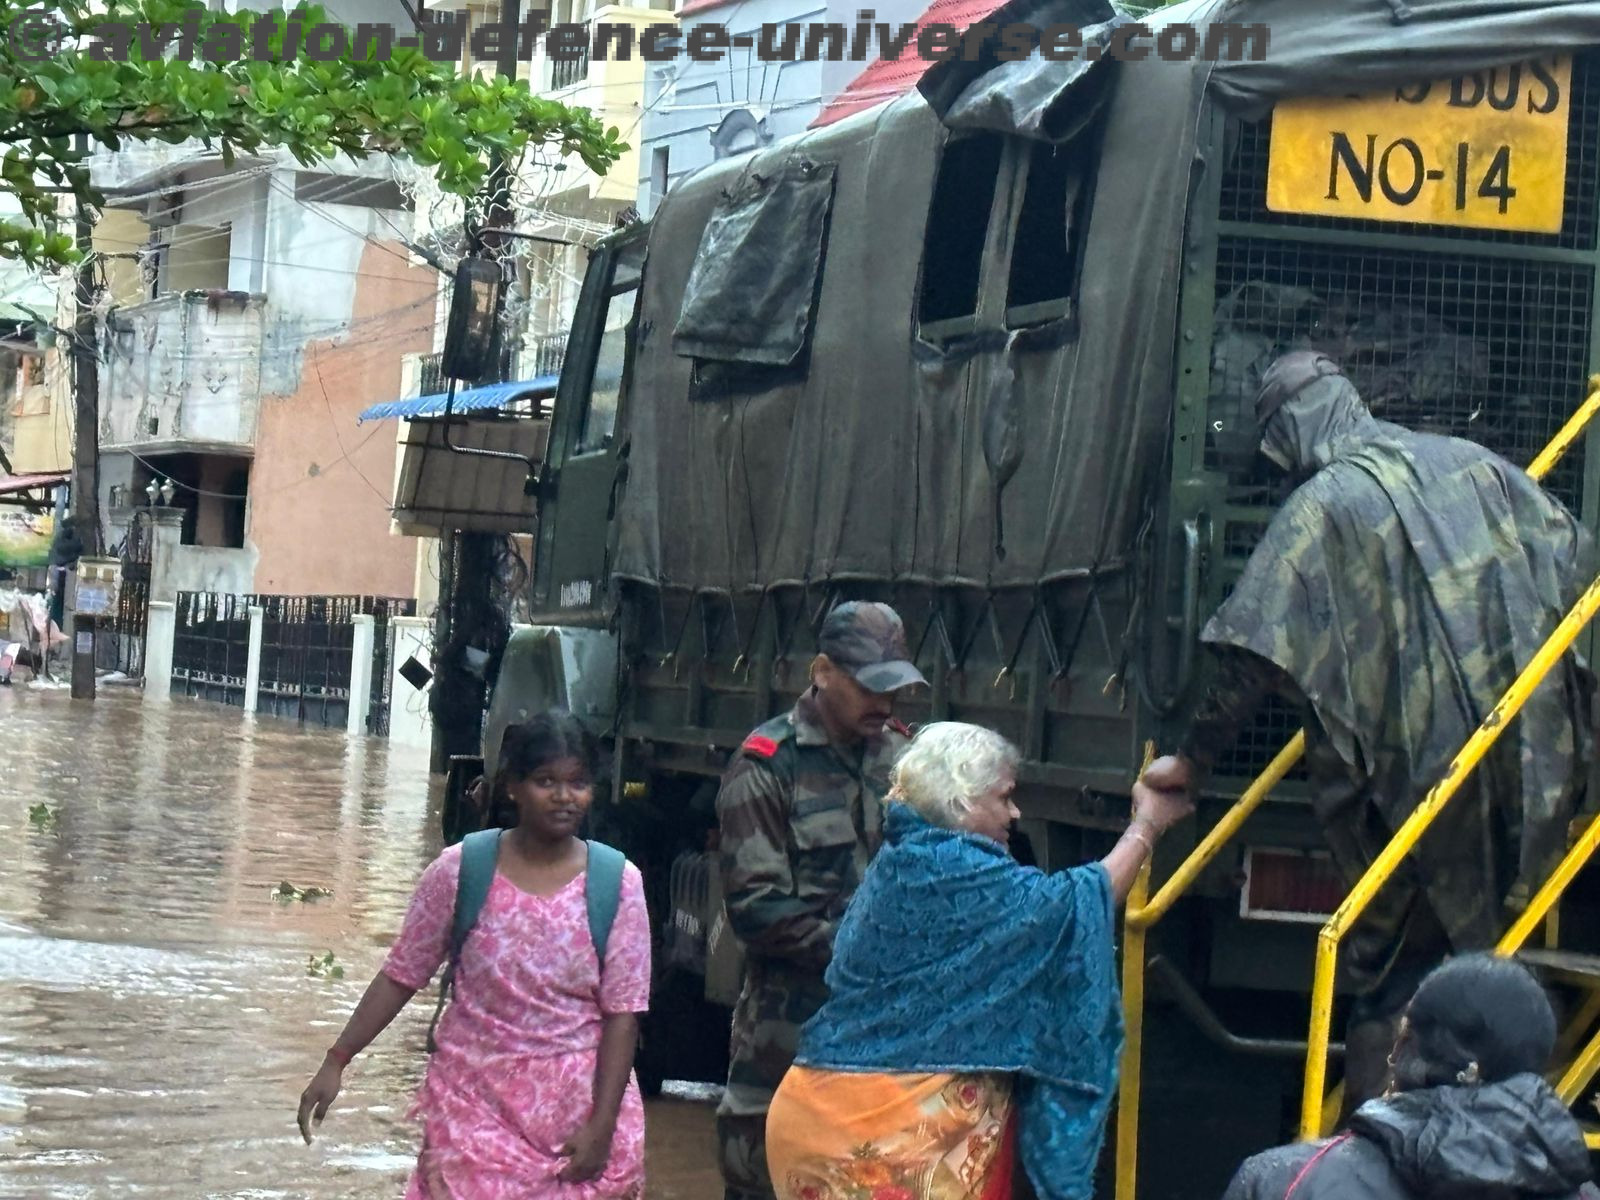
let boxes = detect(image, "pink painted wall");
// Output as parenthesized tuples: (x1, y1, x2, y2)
(246, 240, 435, 598)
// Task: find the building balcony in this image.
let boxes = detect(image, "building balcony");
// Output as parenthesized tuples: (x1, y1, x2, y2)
(100, 290, 267, 453)
(551, 34, 590, 89)
(87, 139, 219, 196)
(88, 140, 410, 208)
(527, 330, 568, 378)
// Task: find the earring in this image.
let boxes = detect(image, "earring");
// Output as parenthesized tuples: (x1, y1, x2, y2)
(1456, 1061, 1481, 1086)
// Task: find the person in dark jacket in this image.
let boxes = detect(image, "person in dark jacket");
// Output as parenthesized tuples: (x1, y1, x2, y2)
(1220, 953, 1599, 1200)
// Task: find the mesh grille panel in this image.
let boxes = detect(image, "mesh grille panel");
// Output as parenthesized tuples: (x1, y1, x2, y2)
(1207, 580, 1310, 784)
(1186, 55, 1600, 789)
(1218, 53, 1600, 251)
(1205, 238, 1592, 513)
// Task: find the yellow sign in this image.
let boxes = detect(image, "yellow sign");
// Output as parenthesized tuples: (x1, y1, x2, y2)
(1266, 56, 1571, 234)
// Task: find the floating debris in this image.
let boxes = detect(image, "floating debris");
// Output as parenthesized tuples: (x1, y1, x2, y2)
(273, 882, 333, 903)
(306, 951, 344, 980)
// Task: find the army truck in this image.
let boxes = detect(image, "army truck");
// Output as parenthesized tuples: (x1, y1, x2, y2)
(469, 0, 1600, 1192)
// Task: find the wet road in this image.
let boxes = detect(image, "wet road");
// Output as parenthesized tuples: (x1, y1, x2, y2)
(0, 686, 720, 1197)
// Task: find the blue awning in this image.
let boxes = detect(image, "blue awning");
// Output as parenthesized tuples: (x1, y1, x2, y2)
(357, 376, 559, 423)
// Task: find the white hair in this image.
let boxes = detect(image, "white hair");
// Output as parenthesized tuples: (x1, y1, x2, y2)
(889, 721, 1020, 829)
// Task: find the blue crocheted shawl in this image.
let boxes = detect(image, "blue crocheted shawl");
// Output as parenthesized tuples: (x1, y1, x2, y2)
(793, 803, 1123, 1200)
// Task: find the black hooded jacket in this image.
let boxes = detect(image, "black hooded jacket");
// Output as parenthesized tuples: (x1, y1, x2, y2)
(1221, 1075, 1598, 1200)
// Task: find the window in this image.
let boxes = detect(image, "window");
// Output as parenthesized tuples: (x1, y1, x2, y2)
(651, 146, 671, 208)
(917, 134, 1005, 328)
(1005, 139, 1094, 327)
(917, 116, 1104, 340)
(577, 240, 644, 453)
(579, 282, 637, 452)
(161, 222, 231, 293)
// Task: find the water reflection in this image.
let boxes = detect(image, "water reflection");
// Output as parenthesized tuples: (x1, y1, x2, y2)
(0, 686, 442, 1196)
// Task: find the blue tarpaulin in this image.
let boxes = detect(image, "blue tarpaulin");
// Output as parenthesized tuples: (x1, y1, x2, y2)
(357, 377, 559, 423)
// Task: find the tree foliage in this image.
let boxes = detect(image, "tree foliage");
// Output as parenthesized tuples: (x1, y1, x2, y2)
(0, 0, 628, 265)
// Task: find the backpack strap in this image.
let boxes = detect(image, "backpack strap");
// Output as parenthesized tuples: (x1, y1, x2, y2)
(1283, 1133, 1352, 1199)
(584, 840, 627, 966)
(426, 828, 502, 1053)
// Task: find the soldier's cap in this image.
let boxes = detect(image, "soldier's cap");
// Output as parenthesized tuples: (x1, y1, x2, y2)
(817, 601, 927, 694)
(1255, 351, 1345, 428)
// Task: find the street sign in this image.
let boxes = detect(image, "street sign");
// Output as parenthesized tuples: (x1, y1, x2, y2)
(1266, 56, 1572, 234)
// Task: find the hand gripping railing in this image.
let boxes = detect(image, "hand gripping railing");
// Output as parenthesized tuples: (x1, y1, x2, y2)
(1114, 377, 1600, 1200)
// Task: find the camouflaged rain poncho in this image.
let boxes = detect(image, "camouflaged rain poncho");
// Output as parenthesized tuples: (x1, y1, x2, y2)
(1199, 373, 1596, 952)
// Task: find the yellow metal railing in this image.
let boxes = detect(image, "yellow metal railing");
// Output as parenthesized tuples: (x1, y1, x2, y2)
(1114, 377, 1600, 1200)
(1299, 569, 1600, 1135)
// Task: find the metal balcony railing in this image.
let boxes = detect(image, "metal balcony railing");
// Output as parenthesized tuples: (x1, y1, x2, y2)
(551, 37, 589, 89)
(529, 331, 568, 378)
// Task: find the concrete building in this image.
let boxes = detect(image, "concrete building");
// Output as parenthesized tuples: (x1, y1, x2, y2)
(512, 0, 673, 364)
(634, 0, 997, 217)
(86, 138, 432, 599)
(0, 195, 73, 477)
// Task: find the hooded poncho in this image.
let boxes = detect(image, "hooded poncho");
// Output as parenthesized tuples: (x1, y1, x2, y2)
(1202, 374, 1596, 947)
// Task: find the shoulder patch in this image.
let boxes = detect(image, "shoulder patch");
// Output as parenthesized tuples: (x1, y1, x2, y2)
(741, 734, 780, 759)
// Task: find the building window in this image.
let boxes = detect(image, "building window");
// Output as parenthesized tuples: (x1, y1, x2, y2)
(651, 146, 670, 207)
(159, 223, 231, 293)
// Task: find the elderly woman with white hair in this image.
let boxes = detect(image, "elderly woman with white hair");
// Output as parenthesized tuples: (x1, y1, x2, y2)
(764, 721, 1193, 1200)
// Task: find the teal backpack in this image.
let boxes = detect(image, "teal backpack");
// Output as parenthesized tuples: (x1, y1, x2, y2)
(425, 827, 627, 1052)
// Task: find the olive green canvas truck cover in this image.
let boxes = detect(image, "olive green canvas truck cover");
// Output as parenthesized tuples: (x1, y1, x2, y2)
(611, 0, 1600, 601)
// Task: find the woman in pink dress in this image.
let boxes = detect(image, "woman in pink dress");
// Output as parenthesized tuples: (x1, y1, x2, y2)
(296, 711, 651, 1198)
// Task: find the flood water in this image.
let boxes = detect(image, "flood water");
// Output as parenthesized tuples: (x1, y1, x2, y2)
(0, 685, 721, 1198)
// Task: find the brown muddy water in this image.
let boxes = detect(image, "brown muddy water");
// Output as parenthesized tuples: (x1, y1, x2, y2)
(0, 686, 719, 1198)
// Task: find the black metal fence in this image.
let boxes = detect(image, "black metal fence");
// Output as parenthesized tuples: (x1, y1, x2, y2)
(100, 513, 153, 678)
(173, 591, 415, 735)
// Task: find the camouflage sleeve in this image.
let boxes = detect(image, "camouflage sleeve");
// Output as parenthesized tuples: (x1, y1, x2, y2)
(1180, 648, 1286, 778)
(715, 757, 834, 970)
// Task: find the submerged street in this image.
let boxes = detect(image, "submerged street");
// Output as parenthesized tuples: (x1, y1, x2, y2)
(0, 687, 720, 1198)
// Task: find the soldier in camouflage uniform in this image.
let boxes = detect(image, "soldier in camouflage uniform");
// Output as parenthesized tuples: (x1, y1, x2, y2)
(715, 601, 925, 1200)
(1179, 350, 1596, 1116)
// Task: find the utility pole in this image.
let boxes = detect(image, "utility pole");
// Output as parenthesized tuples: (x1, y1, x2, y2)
(69, 133, 101, 700)
(430, 0, 521, 776)
(70, 138, 100, 558)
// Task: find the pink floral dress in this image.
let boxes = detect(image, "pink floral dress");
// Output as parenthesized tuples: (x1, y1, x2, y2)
(380, 840, 652, 1198)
